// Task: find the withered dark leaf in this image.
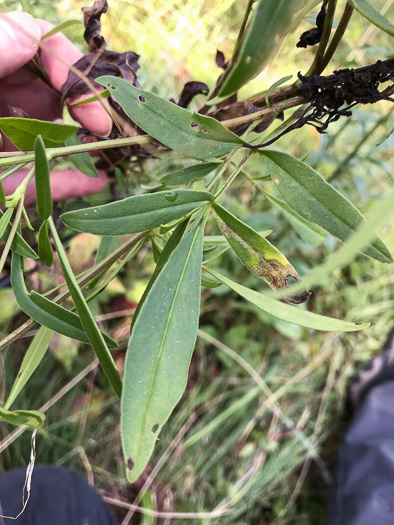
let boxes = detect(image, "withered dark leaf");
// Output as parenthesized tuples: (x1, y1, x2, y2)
(297, 0, 327, 48)
(61, 50, 140, 103)
(215, 50, 227, 69)
(177, 81, 209, 108)
(82, 0, 108, 53)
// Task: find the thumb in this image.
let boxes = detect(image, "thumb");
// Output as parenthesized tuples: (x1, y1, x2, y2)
(0, 12, 41, 79)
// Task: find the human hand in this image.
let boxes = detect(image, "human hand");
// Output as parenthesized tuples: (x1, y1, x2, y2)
(0, 12, 112, 205)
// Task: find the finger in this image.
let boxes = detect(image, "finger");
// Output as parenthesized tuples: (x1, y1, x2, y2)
(2, 168, 109, 206)
(0, 12, 41, 79)
(37, 19, 112, 137)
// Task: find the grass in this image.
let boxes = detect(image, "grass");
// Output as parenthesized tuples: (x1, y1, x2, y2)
(1, 0, 394, 523)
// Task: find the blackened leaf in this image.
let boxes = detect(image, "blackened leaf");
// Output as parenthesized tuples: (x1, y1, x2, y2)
(61, 51, 139, 103)
(82, 0, 108, 52)
(177, 81, 209, 108)
(97, 76, 245, 160)
(297, 0, 328, 48)
(216, 50, 227, 69)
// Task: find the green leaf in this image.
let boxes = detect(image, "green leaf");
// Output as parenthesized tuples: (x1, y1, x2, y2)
(161, 163, 219, 186)
(96, 76, 245, 160)
(68, 90, 111, 106)
(11, 252, 116, 347)
(61, 190, 213, 235)
(49, 217, 122, 398)
(204, 267, 369, 332)
(0, 118, 78, 150)
(0, 209, 38, 259)
(122, 221, 204, 483)
(65, 133, 99, 178)
(0, 207, 13, 238)
(35, 135, 52, 220)
(212, 202, 310, 303)
(262, 150, 393, 263)
(218, 0, 321, 98)
(201, 274, 222, 288)
(38, 220, 54, 267)
(265, 75, 293, 108)
(0, 407, 45, 429)
(5, 327, 53, 410)
(41, 19, 83, 40)
(263, 191, 326, 247)
(271, 184, 394, 302)
(0, 180, 5, 205)
(348, 0, 394, 36)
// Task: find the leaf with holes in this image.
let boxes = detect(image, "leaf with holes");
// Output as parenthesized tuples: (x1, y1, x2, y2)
(212, 202, 310, 303)
(262, 150, 393, 263)
(96, 76, 245, 160)
(61, 190, 213, 235)
(121, 221, 204, 483)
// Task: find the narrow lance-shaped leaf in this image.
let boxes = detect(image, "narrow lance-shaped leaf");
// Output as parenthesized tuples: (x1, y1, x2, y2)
(217, 0, 321, 98)
(65, 133, 99, 178)
(41, 19, 83, 40)
(38, 220, 54, 267)
(204, 266, 369, 332)
(0, 118, 78, 150)
(11, 252, 116, 347)
(263, 191, 326, 247)
(161, 163, 220, 186)
(0, 407, 45, 429)
(61, 190, 213, 235)
(212, 202, 311, 304)
(261, 150, 393, 263)
(49, 217, 122, 398)
(0, 180, 5, 205)
(35, 135, 52, 221)
(348, 0, 394, 37)
(0, 207, 13, 238)
(5, 327, 53, 410)
(122, 220, 205, 483)
(96, 76, 245, 161)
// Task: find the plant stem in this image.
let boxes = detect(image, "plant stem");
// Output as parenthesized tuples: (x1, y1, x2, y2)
(214, 153, 253, 200)
(306, 0, 338, 77)
(319, 2, 354, 73)
(0, 198, 24, 275)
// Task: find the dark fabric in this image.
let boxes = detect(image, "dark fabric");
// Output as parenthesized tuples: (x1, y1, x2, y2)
(0, 465, 118, 524)
(328, 382, 394, 525)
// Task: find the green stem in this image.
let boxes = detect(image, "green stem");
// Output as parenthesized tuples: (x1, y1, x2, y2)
(0, 198, 24, 275)
(306, 0, 338, 77)
(318, 2, 354, 73)
(214, 153, 253, 200)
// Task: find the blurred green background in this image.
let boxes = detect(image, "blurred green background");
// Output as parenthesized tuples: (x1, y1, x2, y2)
(0, 0, 393, 523)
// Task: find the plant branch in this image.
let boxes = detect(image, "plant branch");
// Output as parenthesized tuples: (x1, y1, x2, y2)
(319, 2, 354, 73)
(306, 0, 338, 77)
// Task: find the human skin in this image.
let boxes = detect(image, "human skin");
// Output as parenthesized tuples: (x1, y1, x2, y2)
(0, 12, 112, 205)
